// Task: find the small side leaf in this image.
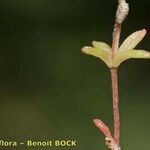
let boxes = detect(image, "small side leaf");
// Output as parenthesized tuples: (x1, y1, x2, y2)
(119, 29, 147, 52)
(81, 43, 112, 67)
(93, 119, 112, 138)
(113, 49, 150, 67)
(92, 41, 111, 52)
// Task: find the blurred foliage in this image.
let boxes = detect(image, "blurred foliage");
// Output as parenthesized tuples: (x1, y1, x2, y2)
(0, 0, 150, 150)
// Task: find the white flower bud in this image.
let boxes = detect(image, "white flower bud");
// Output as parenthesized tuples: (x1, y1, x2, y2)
(116, 0, 129, 24)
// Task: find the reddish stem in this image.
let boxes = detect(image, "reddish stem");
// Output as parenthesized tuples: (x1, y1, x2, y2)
(93, 0, 128, 148)
(112, 23, 121, 54)
(110, 68, 120, 145)
(111, 21, 121, 147)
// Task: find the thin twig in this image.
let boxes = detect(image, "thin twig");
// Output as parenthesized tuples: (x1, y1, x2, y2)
(111, 0, 129, 147)
(110, 68, 120, 145)
(93, 0, 129, 149)
(112, 23, 121, 54)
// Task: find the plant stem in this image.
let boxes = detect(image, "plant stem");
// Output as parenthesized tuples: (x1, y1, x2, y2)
(112, 23, 121, 54)
(110, 0, 129, 146)
(111, 22, 122, 147)
(110, 68, 120, 146)
(93, 0, 129, 149)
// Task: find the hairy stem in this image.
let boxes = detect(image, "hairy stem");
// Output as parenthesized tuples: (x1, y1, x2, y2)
(112, 23, 121, 54)
(111, 3, 122, 147)
(93, 0, 129, 149)
(110, 68, 120, 146)
(110, 0, 129, 145)
(111, 23, 121, 149)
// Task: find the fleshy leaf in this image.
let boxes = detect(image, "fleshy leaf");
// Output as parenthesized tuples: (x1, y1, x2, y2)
(119, 29, 147, 52)
(82, 37, 150, 68)
(81, 42, 112, 67)
(92, 41, 111, 52)
(113, 49, 150, 67)
(93, 119, 112, 138)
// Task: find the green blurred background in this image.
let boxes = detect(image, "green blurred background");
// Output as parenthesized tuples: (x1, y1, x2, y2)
(0, 0, 150, 149)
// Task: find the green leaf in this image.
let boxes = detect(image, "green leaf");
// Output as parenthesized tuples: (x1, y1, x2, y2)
(92, 41, 111, 52)
(81, 42, 112, 67)
(119, 29, 147, 52)
(81, 36, 150, 68)
(113, 49, 150, 67)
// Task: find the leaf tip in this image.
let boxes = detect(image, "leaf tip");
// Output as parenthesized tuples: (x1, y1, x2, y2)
(142, 51, 150, 58)
(81, 46, 91, 54)
(92, 40, 97, 46)
(139, 28, 147, 37)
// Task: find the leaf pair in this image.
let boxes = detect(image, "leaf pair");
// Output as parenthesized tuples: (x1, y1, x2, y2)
(81, 29, 150, 68)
